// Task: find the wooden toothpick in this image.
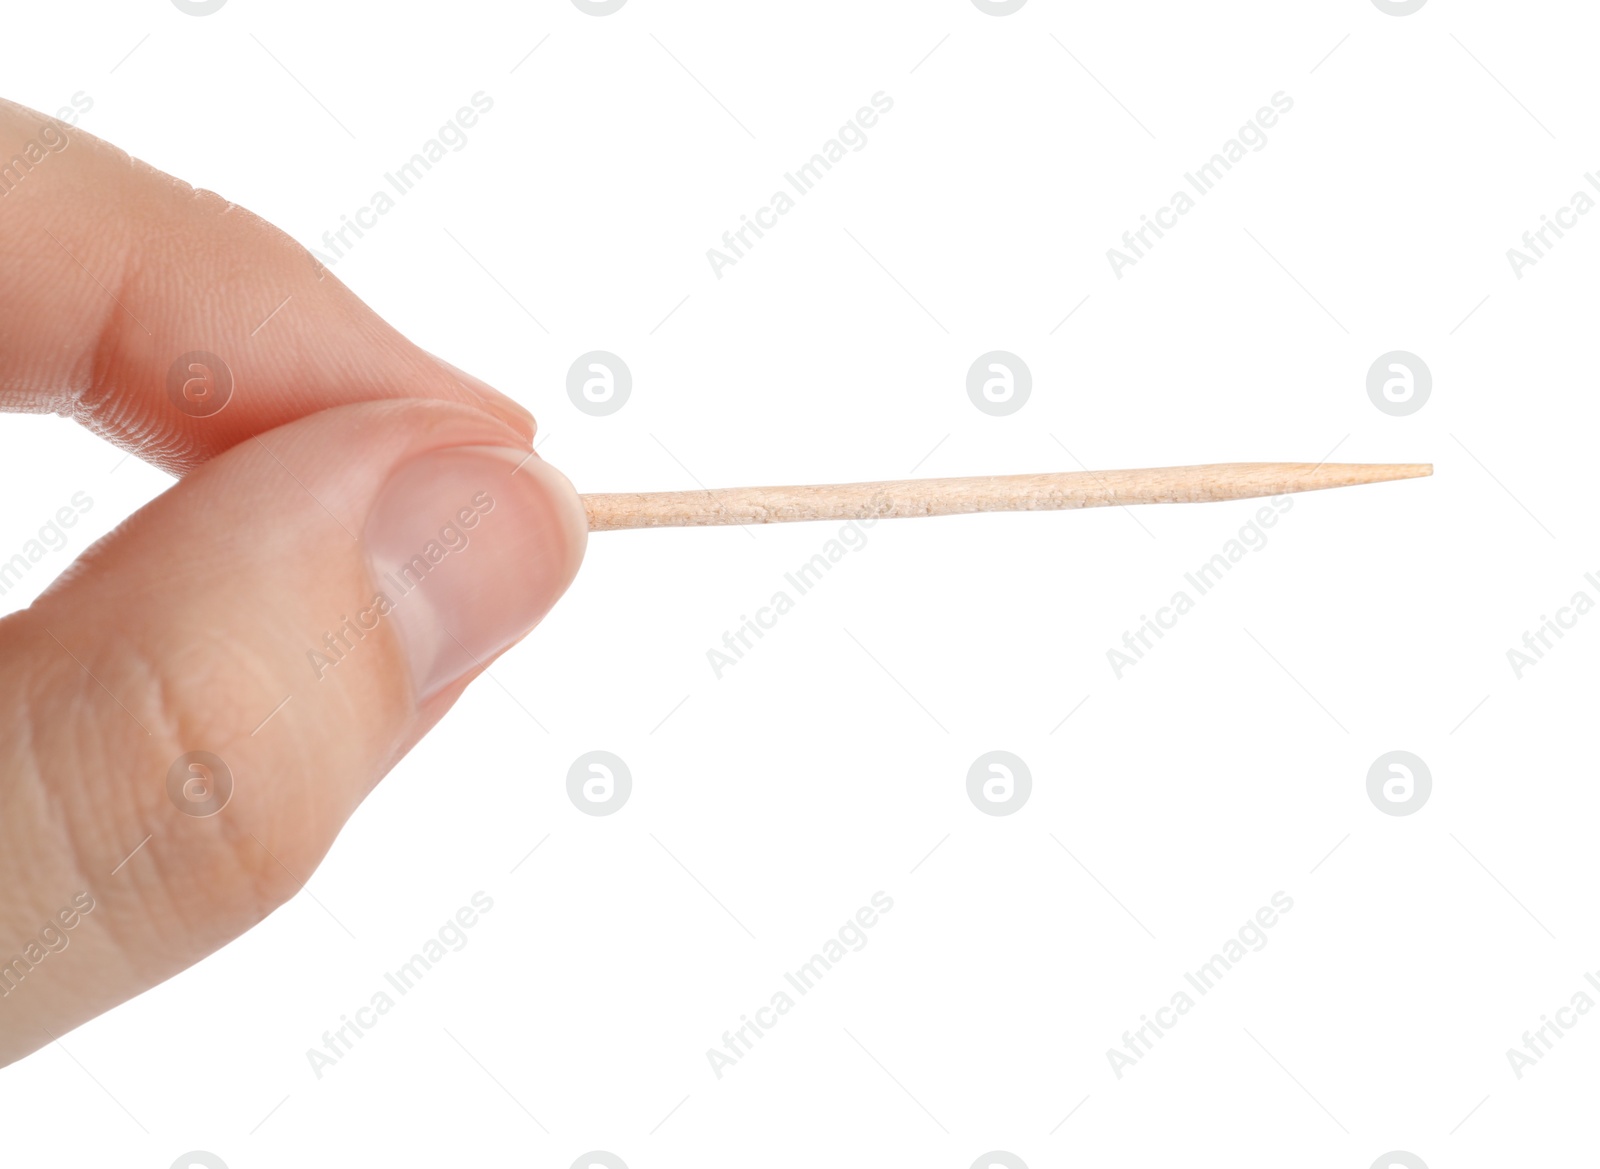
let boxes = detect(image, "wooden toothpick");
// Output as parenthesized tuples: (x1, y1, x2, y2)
(582, 461, 1431, 532)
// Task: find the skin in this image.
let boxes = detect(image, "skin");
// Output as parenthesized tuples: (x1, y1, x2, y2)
(0, 99, 587, 1065)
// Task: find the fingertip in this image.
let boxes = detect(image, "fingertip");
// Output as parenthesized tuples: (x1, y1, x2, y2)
(425, 353, 537, 444)
(364, 445, 586, 704)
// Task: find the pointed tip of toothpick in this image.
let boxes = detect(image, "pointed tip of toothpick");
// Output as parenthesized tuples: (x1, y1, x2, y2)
(1358, 461, 1432, 481)
(1200, 461, 1431, 501)
(1327, 461, 1432, 485)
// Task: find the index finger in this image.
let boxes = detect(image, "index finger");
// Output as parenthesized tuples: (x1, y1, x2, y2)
(0, 97, 535, 473)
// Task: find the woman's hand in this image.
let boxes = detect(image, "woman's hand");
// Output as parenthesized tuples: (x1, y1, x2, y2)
(0, 98, 587, 1065)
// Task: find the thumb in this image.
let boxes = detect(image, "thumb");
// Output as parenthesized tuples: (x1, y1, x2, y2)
(0, 398, 586, 1063)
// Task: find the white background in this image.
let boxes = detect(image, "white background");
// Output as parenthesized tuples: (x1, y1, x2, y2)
(1, 1, 1595, 1166)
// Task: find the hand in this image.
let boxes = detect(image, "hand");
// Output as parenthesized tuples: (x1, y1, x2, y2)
(0, 99, 587, 1065)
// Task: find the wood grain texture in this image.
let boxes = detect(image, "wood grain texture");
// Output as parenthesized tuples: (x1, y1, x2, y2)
(582, 462, 1432, 531)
